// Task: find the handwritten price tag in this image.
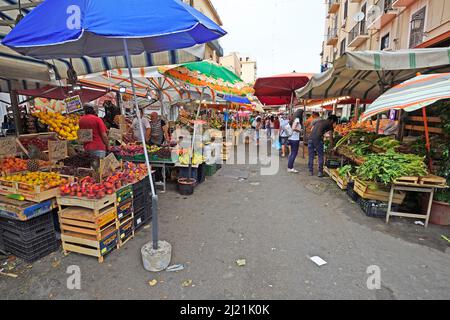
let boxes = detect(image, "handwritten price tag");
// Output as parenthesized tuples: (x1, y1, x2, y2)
(104, 153, 120, 171)
(109, 128, 122, 141)
(77, 129, 93, 143)
(48, 140, 68, 161)
(0, 137, 17, 156)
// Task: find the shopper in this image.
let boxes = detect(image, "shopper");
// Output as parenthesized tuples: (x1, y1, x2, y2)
(308, 115, 338, 177)
(149, 112, 169, 146)
(254, 115, 262, 145)
(78, 104, 109, 158)
(132, 107, 151, 143)
(279, 114, 290, 157)
(287, 109, 303, 173)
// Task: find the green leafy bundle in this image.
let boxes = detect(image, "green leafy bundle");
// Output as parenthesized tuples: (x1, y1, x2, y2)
(337, 165, 353, 177)
(356, 151, 428, 184)
(373, 137, 400, 150)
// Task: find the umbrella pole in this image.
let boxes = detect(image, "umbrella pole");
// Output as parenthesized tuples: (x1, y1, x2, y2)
(422, 107, 433, 172)
(123, 39, 159, 250)
(188, 87, 205, 179)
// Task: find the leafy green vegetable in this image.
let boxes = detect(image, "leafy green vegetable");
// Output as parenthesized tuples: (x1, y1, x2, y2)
(356, 151, 428, 184)
(373, 137, 400, 150)
(337, 165, 353, 177)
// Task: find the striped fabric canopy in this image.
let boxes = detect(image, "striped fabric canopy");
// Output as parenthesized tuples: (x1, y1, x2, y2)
(296, 48, 450, 101)
(361, 73, 450, 120)
(0, 0, 203, 92)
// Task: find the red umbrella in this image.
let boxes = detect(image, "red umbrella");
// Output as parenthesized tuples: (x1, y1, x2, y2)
(254, 72, 313, 106)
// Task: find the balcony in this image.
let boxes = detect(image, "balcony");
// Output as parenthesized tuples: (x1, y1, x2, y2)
(367, 0, 398, 30)
(392, 0, 417, 8)
(326, 28, 339, 46)
(327, 0, 340, 14)
(208, 39, 224, 57)
(348, 21, 369, 47)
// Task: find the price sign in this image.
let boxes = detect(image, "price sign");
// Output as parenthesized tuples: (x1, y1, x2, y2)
(109, 128, 122, 141)
(65, 95, 83, 114)
(48, 140, 68, 161)
(104, 153, 121, 171)
(0, 137, 17, 156)
(77, 129, 93, 143)
(118, 116, 127, 134)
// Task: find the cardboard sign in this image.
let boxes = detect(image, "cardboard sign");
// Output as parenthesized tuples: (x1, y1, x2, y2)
(77, 129, 93, 143)
(48, 140, 68, 161)
(109, 128, 122, 141)
(65, 95, 83, 114)
(0, 137, 17, 156)
(118, 116, 127, 134)
(103, 153, 120, 172)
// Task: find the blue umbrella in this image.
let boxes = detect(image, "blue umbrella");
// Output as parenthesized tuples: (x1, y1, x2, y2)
(2, 0, 226, 252)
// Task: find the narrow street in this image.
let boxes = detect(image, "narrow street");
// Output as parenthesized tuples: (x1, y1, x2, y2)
(2, 150, 449, 300)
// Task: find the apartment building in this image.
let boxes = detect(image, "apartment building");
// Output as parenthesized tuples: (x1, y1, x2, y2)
(183, 0, 224, 62)
(321, 0, 450, 71)
(220, 53, 258, 84)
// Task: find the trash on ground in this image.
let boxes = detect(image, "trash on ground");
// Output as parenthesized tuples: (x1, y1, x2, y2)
(441, 235, 450, 244)
(148, 279, 158, 286)
(250, 182, 260, 186)
(309, 256, 327, 267)
(0, 271, 18, 278)
(414, 221, 425, 226)
(236, 259, 246, 267)
(166, 264, 185, 272)
(182, 279, 193, 287)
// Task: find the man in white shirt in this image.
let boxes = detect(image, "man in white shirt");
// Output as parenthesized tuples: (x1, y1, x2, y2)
(132, 108, 151, 143)
(279, 114, 290, 157)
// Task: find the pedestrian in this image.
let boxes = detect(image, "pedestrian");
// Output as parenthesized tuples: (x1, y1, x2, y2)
(266, 116, 273, 139)
(132, 106, 151, 143)
(78, 104, 110, 159)
(308, 115, 338, 177)
(254, 115, 262, 145)
(287, 109, 304, 173)
(279, 114, 290, 157)
(149, 112, 170, 146)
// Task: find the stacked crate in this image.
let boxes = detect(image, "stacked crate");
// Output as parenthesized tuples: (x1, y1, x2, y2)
(0, 211, 58, 262)
(57, 195, 118, 263)
(116, 185, 134, 246)
(132, 177, 152, 232)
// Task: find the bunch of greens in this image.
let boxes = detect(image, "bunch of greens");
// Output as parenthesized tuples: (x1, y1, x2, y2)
(433, 103, 450, 204)
(356, 151, 428, 185)
(373, 137, 400, 150)
(337, 165, 353, 177)
(349, 142, 371, 157)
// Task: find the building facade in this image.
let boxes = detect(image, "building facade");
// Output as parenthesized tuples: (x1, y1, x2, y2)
(183, 0, 224, 62)
(321, 0, 450, 71)
(220, 53, 257, 84)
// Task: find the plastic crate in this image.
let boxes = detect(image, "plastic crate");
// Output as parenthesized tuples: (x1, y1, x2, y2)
(346, 181, 360, 202)
(325, 158, 342, 169)
(117, 198, 133, 221)
(358, 198, 398, 218)
(134, 206, 152, 232)
(3, 230, 58, 262)
(205, 164, 217, 176)
(0, 212, 55, 242)
(116, 185, 133, 204)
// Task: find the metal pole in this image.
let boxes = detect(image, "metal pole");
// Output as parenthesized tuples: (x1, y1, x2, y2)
(123, 39, 159, 250)
(354, 98, 360, 122)
(188, 87, 205, 179)
(9, 90, 22, 136)
(422, 107, 432, 172)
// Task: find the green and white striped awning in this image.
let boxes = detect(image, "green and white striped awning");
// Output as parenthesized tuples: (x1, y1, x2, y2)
(0, 0, 203, 92)
(296, 48, 450, 101)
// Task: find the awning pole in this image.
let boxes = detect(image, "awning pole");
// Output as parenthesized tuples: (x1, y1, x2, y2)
(354, 99, 360, 122)
(422, 107, 432, 172)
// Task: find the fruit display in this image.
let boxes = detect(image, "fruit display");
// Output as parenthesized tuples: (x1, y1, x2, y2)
(334, 121, 375, 136)
(33, 112, 79, 140)
(20, 137, 55, 152)
(0, 157, 51, 174)
(62, 152, 99, 169)
(356, 151, 428, 185)
(59, 162, 148, 199)
(147, 145, 161, 154)
(2, 172, 67, 191)
(155, 147, 172, 159)
(178, 151, 205, 165)
(110, 144, 144, 157)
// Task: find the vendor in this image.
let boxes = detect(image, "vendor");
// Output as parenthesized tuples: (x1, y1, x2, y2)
(79, 104, 109, 158)
(149, 112, 169, 146)
(132, 105, 151, 143)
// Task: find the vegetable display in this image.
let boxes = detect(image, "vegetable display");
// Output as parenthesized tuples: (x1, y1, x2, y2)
(337, 165, 353, 177)
(356, 151, 428, 184)
(373, 137, 400, 150)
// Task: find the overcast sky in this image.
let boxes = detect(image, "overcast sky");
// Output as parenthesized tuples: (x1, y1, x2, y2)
(213, 0, 325, 78)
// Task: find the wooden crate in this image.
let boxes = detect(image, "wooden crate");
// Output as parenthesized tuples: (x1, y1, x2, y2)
(59, 205, 119, 263)
(57, 194, 116, 213)
(419, 175, 447, 187)
(394, 176, 420, 184)
(331, 170, 349, 190)
(354, 178, 406, 204)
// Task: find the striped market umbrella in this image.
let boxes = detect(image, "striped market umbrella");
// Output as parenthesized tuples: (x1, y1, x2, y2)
(361, 73, 450, 120)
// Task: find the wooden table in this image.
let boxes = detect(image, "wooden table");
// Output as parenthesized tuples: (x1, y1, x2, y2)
(386, 182, 448, 228)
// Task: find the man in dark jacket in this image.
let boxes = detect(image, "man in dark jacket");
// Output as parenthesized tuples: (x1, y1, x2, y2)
(308, 115, 338, 177)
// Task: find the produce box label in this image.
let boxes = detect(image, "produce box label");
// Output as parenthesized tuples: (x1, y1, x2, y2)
(109, 128, 122, 141)
(77, 129, 93, 143)
(118, 116, 127, 134)
(0, 137, 17, 156)
(65, 95, 83, 114)
(48, 140, 68, 161)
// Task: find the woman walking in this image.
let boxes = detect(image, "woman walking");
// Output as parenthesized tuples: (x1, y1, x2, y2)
(287, 110, 303, 173)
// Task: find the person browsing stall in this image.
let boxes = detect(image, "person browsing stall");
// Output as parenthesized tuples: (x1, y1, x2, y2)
(78, 104, 109, 158)
(132, 107, 151, 143)
(149, 112, 169, 146)
(308, 115, 338, 177)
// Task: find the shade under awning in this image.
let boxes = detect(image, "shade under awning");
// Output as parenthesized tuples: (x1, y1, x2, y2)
(17, 85, 109, 103)
(296, 48, 450, 101)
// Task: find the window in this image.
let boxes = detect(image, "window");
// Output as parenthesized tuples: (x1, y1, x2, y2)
(381, 33, 390, 50)
(409, 7, 426, 48)
(343, 0, 348, 20)
(340, 38, 347, 56)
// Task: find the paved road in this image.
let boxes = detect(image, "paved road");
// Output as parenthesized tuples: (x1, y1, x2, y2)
(1, 150, 449, 300)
